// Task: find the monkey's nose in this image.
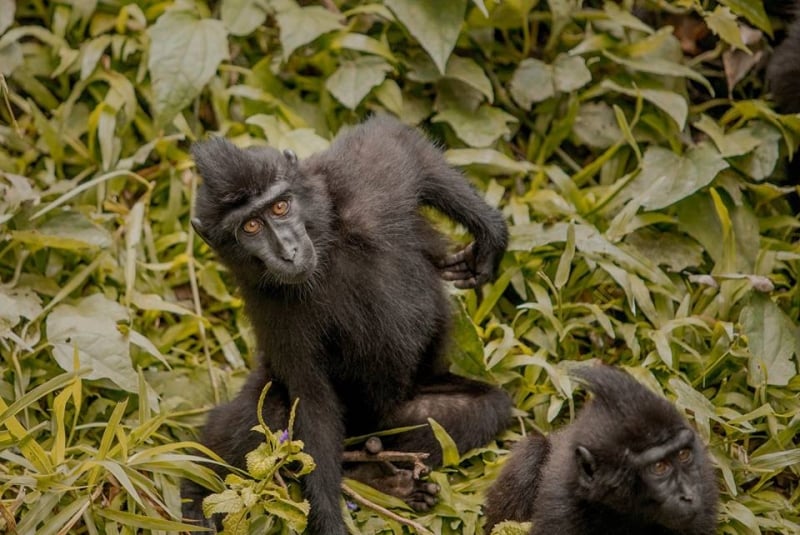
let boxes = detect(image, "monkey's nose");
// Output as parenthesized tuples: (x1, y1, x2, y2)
(281, 247, 297, 262)
(679, 493, 694, 503)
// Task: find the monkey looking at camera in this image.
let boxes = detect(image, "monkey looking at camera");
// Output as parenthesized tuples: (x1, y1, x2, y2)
(182, 115, 512, 534)
(483, 365, 718, 535)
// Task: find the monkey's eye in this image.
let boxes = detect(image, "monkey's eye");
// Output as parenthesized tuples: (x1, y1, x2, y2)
(677, 448, 692, 463)
(271, 200, 290, 217)
(242, 219, 263, 234)
(650, 460, 671, 476)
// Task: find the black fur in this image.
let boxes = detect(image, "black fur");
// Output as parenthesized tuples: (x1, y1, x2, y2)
(768, 1, 800, 113)
(483, 365, 718, 535)
(183, 115, 512, 534)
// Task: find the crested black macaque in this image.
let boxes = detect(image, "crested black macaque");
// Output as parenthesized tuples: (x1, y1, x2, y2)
(182, 115, 512, 534)
(483, 365, 718, 535)
(767, 0, 800, 113)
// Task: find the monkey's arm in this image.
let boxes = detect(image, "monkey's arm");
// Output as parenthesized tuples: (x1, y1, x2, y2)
(280, 363, 347, 535)
(417, 160, 508, 289)
(483, 432, 550, 534)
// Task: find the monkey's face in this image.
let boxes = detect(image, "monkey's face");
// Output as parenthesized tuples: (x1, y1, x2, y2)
(228, 181, 318, 285)
(633, 428, 710, 530)
(191, 139, 326, 287)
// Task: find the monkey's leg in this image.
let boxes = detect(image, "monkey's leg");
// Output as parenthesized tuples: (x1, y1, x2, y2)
(380, 373, 512, 466)
(181, 370, 289, 528)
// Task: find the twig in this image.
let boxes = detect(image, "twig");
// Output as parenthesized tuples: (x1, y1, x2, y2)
(319, 0, 341, 14)
(341, 450, 430, 479)
(341, 482, 434, 535)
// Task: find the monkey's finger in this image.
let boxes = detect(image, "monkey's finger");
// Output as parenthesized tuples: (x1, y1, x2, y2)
(436, 242, 476, 268)
(438, 260, 469, 272)
(453, 277, 479, 289)
(441, 269, 474, 282)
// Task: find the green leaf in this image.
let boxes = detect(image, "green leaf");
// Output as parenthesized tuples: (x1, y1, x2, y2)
(428, 418, 460, 467)
(221, 0, 270, 36)
(147, 9, 228, 127)
(552, 55, 592, 93)
(0, 286, 42, 332)
(621, 144, 728, 210)
(705, 6, 748, 52)
(325, 56, 392, 110)
(509, 58, 554, 109)
(433, 105, 517, 147)
(601, 79, 688, 129)
(740, 294, 799, 387)
(445, 55, 493, 102)
(275, 4, 344, 60)
(445, 148, 535, 174)
(11, 212, 112, 251)
(572, 102, 623, 149)
(693, 115, 761, 157)
(386, 0, 467, 73)
(718, 0, 771, 35)
(47, 293, 139, 393)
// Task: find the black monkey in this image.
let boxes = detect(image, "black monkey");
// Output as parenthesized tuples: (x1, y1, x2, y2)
(182, 115, 512, 534)
(767, 0, 800, 113)
(483, 365, 718, 535)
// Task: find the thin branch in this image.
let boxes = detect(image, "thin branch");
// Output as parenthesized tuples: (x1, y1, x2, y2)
(341, 482, 434, 535)
(341, 450, 430, 479)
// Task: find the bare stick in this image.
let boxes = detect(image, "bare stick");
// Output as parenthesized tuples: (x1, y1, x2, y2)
(341, 482, 434, 535)
(341, 450, 430, 479)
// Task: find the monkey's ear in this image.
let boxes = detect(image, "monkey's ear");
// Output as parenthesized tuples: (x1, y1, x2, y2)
(283, 149, 298, 164)
(575, 446, 597, 485)
(191, 217, 211, 245)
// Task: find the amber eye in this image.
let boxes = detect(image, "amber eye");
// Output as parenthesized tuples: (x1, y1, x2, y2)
(271, 200, 290, 217)
(242, 219, 263, 234)
(677, 448, 692, 463)
(650, 460, 671, 476)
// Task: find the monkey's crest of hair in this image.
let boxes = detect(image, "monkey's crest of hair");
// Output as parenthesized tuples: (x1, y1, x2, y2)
(573, 366, 688, 457)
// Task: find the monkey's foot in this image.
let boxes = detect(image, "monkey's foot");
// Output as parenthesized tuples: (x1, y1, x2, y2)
(345, 462, 440, 512)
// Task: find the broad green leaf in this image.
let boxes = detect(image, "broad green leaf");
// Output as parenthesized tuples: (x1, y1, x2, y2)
(11, 211, 112, 251)
(693, 115, 761, 157)
(603, 51, 712, 94)
(718, 0, 771, 35)
(47, 293, 139, 393)
(552, 55, 591, 93)
(625, 229, 704, 272)
(445, 148, 535, 174)
(325, 56, 392, 110)
(509, 58, 554, 109)
(740, 294, 799, 387)
(445, 55, 493, 102)
(621, 145, 728, 210)
(333, 32, 397, 62)
(601, 79, 688, 129)
(386, 0, 467, 73)
(275, 4, 344, 60)
(433, 105, 516, 147)
(0, 286, 42, 331)
(221, 0, 269, 36)
(572, 102, 623, 149)
(705, 6, 748, 52)
(147, 9, 228, 127)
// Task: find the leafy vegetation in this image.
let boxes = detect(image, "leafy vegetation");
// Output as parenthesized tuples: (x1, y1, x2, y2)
(1, 0, 799, 533)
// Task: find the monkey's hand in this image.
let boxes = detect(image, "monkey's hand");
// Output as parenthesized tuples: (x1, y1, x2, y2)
(438, 241, 500, 289)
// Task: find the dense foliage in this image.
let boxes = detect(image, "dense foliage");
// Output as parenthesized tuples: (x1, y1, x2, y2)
(1, 0, 799, 533)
